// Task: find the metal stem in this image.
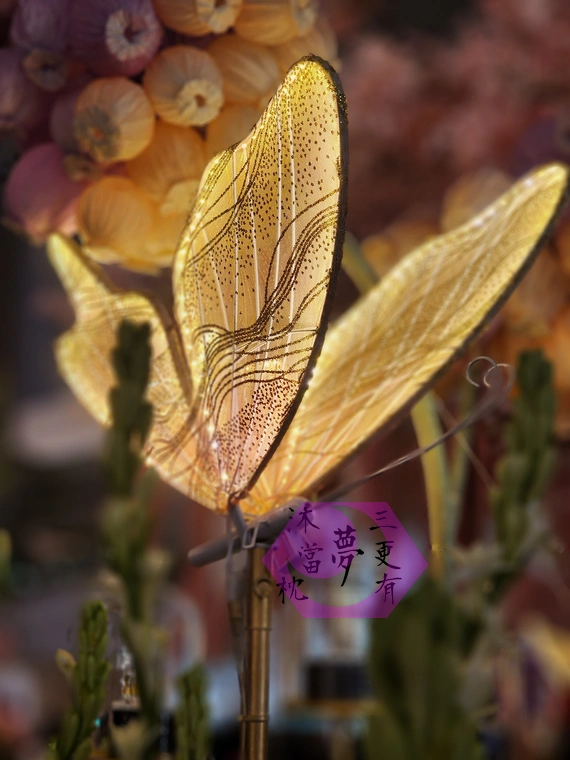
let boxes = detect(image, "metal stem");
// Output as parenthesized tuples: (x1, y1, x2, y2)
(240, 546, 273, 760)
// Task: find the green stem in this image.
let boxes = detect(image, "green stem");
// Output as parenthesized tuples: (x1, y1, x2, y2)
(341, 235, 450, 581)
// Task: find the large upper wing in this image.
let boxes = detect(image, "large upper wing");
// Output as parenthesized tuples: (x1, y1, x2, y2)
(245, 163, 570, 515)
(47, 234, 219, 505)
(172, 56, 347, 510)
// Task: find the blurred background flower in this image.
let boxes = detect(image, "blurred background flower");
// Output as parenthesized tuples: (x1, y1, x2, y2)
(0, 0, 336, 271)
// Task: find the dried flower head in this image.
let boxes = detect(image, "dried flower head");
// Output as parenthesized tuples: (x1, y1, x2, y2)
(0, 47, 46, 134)
(440, 167, 513, 231)
(206, 102, 261, 158)
(143, 45, 223, 127)
(208, 35, 280, 109)
(145, 208, 186, 266)
(74, 77, 155, 162)
(70, 0, 163, 77)
(10, 0, 72, 91)
(50, 82, 90, 153)
(153, 0, 242, 36)
(77, 175, 157, 266)
(126, 120, 206, 214)
(4, 143, 88, 241)
(272, 17, 339, 75)
(235, 0, 318, 46)
(501, 247, 566, 335)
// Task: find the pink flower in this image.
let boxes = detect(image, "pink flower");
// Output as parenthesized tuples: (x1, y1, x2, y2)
(3, 143, 89, 241)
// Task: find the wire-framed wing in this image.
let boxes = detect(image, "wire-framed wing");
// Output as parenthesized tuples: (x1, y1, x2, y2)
(245, 163, 570, 515)
(47, 234, 221, 504)
(172, 56, 347, 510)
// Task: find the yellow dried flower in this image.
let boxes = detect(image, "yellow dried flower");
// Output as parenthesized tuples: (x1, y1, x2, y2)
(143, 45, 223, 127)
(362, 217, 439, 278)
(440, 167, 512, 232)
(206, 102, 261, 158)
(501, 247, 566, 336)
(74, 77, 155, 163)
(208, 35, 280, 109)
(145, 208, 187, 266)
(77, 175, 156, 265)
(235, 0, 318, 46)
(126, 121, 206, 215)
(272, 17, 339, 75)
(153, 0, 242, 36)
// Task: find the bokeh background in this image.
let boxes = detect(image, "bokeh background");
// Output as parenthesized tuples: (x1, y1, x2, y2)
(1, 1, 570, 759)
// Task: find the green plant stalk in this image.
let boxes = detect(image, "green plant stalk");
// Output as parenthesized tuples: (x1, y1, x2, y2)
(103, 320, 162, 739)
(410, 400, 451, 580)
(447, 381, 477, 544)
(51, 601, 111, 760)
(341, 235, 450, 580)
(176, 665, 210, 760)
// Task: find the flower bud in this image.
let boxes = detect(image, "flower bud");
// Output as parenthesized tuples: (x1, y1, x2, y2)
(153, 0, 242, 36)
(77, 175, 156, 266)
(143, 45, 223, 127)
(3, 143, 88, 241)
(126, 121, 206, 214)
(206, 102, 261, 158)
(70, 0, 163, 77)
(272, 17, 339, 75)
(441, 168, 512, 232)
(208, 35, 280, 108)
(74, 77, 155, 163)
(235, 0, 318, 46)
(10, 0, 72, 91)
(0, 48, 47, 135)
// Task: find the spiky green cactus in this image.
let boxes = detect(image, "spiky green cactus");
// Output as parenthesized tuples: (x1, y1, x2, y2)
(51, 601, 111, 760)
(490, 349, 556, 570)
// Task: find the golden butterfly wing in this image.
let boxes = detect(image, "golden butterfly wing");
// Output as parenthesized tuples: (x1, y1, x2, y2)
(173, 56, 347, 510)
(47, 234, 219, 507)
(245, 163, 570, 515)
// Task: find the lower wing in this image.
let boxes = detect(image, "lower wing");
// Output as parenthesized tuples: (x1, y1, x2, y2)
(48, 234, 220, 509)
(245, 163, 570, 515)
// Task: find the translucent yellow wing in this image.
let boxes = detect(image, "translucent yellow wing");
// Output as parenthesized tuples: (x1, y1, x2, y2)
(172, 56, 347, 509)
(46, 234, 218, 504)
(245, 163, 570, 515)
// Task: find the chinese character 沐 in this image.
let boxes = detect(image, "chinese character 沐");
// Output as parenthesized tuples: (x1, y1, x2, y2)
(297, 504, 320, 533)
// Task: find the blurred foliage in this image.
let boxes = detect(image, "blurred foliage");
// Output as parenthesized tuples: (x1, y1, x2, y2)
(366, 578, 484, 760)
(490, 350, 556, 562)
(50, 601, 110, 760)
(104, 320, 153, 499)
(176, 665, 210, 760)
(101, 320, 165, 753)
(367, 349, 559, 759)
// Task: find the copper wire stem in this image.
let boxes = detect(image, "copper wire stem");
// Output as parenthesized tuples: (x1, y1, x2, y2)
(240, 546, 273, 760)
